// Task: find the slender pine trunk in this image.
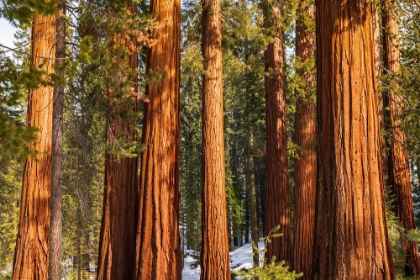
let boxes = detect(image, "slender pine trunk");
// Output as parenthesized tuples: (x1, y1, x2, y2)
(50, 3, 66, 279)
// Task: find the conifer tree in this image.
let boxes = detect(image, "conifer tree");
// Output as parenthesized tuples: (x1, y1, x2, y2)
(292, 0, 316, 277)
(13, 13, 56, 280)
(49, 3, 66, 279)
(382, 0, 420, 276)
(200, 0, 230, 278)
(135, 0, 182, 278)
(313, 0, 395, 278)
(96, 3, 139, 279)
(261, 0, 292, 265)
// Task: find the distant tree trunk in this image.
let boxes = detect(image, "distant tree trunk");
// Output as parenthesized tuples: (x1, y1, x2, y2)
(292, 1, 316, 278)
(135, 0, 182, 279)
(373, 3, 388, 179)
(247, 128, 259, 266)
(49, 3, 65, 280)
(13, 14, 56, 280)
(96, 4, 138, 279)
(313, 0, 396, 278)
(382, 0, 420, 276)
(200, 0, 230, 278)
(262, 0, 292, 264)
(244, 186, 250, 244)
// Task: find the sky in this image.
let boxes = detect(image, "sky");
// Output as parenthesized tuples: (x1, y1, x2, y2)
(0, 18, 17, 49)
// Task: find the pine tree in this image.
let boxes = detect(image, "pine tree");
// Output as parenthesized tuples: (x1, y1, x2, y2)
(49, 3, 66, 279)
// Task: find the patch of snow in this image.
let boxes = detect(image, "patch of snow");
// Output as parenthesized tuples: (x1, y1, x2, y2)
(182, 242, 265, 280)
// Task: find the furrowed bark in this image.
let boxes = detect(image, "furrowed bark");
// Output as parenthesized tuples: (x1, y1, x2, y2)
(13, 14, 56, 280)
(262, 0, 292, 265)
(200, 0, 230, 278)
(382, 0, 420, 276)
(96, 4, 138, 279)
(292, 1, 316, 278)
(135, 0, 182, 279)
(49, 3, 66, 279)
(313, 0, 396, 278)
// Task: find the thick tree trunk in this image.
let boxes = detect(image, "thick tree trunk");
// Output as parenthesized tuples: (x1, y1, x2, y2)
(96, 4, 138, 279)
(49, 3, 65, 280)
(382, 0, 420, 276)
(135, 0, 182, 279)
(292, 1, 316, 278)
(262, 0, 292, 265)
(13, 14, 56, 280)
(313, 0, 396, 278)
(247, 129, 260, 266)
(200, 0, 230, 278)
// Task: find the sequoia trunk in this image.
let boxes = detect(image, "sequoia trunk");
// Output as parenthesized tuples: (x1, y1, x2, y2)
(135, 0, 182, 279)
(262, 0, 292, 264)
(313, 0, 396, 278)
(382, 0, 420, 276)
(292, 1, 316, 278)
(200, 0, 230, 278)
(13, 14, 56, 280)
(96, 4, 138, 279)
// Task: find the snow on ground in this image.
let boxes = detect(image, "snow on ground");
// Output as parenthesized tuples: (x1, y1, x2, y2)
(182, 242, 265, 280)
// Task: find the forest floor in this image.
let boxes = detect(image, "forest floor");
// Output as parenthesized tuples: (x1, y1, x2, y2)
(182, 242, 265, 279)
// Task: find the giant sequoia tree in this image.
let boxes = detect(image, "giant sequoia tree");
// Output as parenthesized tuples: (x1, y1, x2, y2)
(200, 0, 230, 278)
(96, 4, 139, 279)
(261, 0, 292, 264)
(313, 0, 395, 278)
(13, 14, 56, 280)
(135, 0, 182, 279)
(382, 0, 420, 276)
(292, 0, 316, 278)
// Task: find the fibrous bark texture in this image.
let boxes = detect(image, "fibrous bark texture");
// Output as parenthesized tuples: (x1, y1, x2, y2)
(97, 4, 138, 279)
(313, 0, 396, 278)
(200, 0, 230, 278)
(382, 0, 420, 276)
(262, 0, 292, 265)
(292, 1, 316, 278)
(135, 0, 182, 279)
(49, 4, 65, 280)
(13, 14, 56, 280)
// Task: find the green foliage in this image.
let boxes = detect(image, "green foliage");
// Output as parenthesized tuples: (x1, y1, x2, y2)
(180, 2, 203, 250)
(0, 54, 41, 162)
(234, 226, 303, 280)
(0, 159, 22, 277)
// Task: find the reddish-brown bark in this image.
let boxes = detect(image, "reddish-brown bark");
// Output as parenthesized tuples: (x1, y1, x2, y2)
(135, 0, 182, 279)
(96, 4, 138, 279)
(200, 0, 230, 278)
(382, 0, 420, 276)
(262, 0, 292, 265)
(313, 0, 396, 278)
(292, 1, 316, 278)
(13, 14, 56, 280)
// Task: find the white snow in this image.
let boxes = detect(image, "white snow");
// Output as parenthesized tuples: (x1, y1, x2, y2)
(182, 242, 265, 280)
